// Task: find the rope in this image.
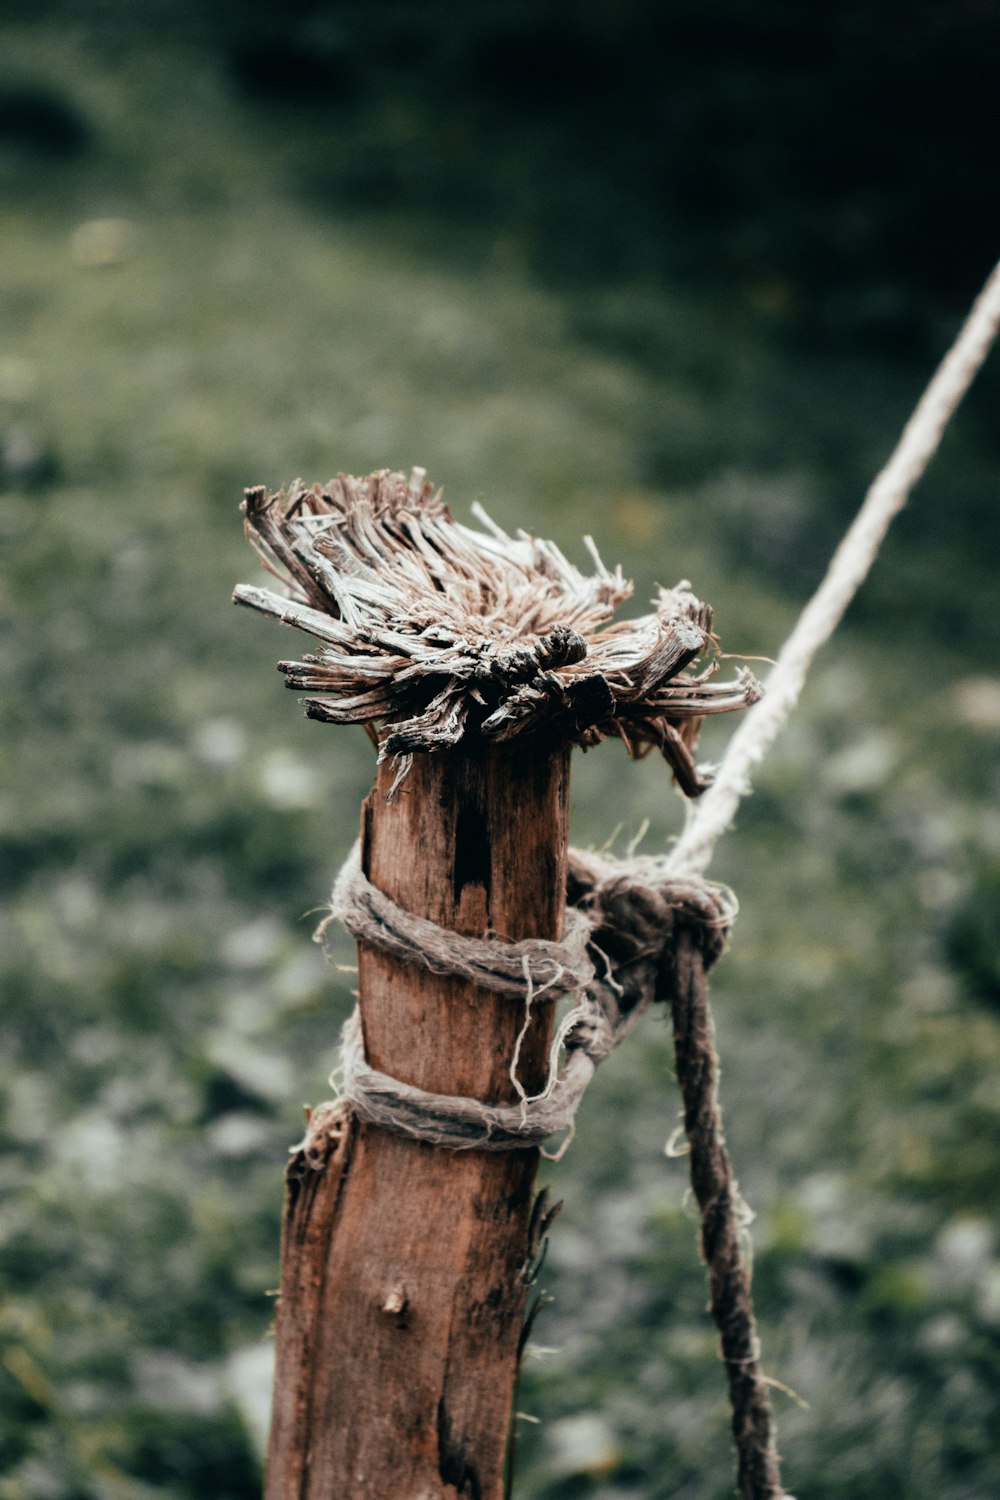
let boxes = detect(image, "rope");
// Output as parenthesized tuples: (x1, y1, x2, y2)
(668, 924, 784, 1500)
(319, 846, 734, 1156)
(324, 845, 594, 1000)
(669, 256, 1000, 878)
(338, 1007, 597, 1151)
(324, 844, 605, 1151)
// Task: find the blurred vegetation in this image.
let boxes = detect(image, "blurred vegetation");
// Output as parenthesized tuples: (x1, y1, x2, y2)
(2, 4, 999, 1498)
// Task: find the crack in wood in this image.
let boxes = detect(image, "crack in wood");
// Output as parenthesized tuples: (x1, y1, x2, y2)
(437, 1397, 483, 1500)
(452, 797, 492, 909)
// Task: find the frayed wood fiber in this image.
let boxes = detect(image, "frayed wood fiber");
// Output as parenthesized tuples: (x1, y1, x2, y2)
(233, 469, 761, 795)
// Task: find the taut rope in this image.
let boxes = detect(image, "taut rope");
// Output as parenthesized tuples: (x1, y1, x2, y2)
(670, 257, 1000, 878)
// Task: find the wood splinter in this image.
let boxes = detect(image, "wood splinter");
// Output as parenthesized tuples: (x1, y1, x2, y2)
(234, 470, 760, 1500)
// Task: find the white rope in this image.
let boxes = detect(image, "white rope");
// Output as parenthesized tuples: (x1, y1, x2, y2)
(669, 258, 1000, 878)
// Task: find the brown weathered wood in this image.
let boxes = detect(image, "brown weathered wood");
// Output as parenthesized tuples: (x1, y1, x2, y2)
(266, 741, 570, 1500)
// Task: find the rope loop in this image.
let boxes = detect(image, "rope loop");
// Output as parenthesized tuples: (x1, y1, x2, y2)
(316, 841, 735, 1154)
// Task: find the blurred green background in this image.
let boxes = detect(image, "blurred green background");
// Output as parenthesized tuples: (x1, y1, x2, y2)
(2, 3, 1000, 1497)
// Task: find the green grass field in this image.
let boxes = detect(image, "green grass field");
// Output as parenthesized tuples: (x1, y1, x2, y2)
(3, 19, 1000, 1500)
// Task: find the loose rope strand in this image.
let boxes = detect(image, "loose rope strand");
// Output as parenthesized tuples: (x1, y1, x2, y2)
(670, 257, 1000, 878)
(670, 926, 786, 1500)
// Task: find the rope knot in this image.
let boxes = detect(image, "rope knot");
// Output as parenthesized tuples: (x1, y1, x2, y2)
(568, 849, 736, 1024)
(318, 840, 736, 1155)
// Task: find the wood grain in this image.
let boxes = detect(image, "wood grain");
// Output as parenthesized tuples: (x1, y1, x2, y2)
(266, 743, 570, 1500)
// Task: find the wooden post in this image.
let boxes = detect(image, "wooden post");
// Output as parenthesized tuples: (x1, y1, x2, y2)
(235, 471, 762, 1498)
(266, 742, 570, 1500)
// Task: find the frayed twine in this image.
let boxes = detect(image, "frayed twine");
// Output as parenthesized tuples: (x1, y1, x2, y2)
(311, 841, 734, 1155)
